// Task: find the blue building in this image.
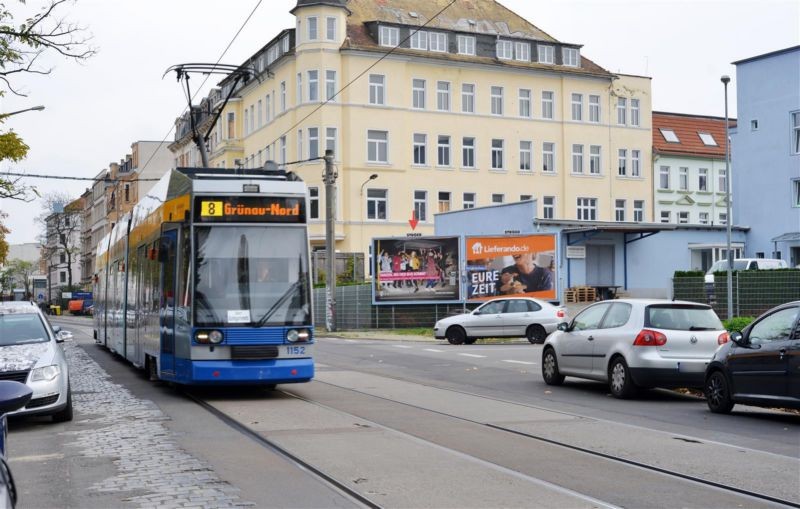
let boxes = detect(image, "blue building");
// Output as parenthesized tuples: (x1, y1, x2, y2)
(732, 46, 800, 266)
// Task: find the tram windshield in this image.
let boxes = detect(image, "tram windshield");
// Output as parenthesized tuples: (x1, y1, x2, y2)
(194, 226, 311, 327)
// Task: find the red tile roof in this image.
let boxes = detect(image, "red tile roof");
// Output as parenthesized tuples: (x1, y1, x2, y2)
(653, 112, 737, 159)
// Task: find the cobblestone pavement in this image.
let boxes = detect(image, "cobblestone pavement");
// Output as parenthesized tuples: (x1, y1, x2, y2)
(63, 343, 254, 508)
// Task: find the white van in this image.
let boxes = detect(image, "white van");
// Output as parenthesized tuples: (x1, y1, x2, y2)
(704, 258, 788, 283)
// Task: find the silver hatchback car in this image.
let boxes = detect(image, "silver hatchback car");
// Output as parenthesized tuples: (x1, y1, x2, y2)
(542, 299, 727, 398)
(0, 302, 73, 422)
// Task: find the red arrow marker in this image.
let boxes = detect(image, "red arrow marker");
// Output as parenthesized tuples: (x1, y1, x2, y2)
(409, 210, 418, 230)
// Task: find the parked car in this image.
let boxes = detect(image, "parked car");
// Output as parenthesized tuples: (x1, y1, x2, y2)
(434, 297, 566, 344)
(704, 258, 788, 283)
(0, 380, 32, 509)
(704, 301, 800, 413)
(542, 299, 728, 398)
(0, 302, 73, 422)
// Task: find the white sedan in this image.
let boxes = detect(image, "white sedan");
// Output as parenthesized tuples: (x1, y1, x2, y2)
(434, 297, 566, 345)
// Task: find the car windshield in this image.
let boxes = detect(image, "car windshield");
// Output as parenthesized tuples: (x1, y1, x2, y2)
(707, 260, 750, 274)
(0, 313, 49, 346)
(646, 305, 724, 331)
(194, 225, 311, 327)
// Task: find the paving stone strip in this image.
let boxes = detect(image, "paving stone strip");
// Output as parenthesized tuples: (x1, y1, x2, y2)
(63, 343, 254, 508)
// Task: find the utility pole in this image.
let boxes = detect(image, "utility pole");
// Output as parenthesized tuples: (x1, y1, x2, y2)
(323, 149, 337, 331)
(721, 75, 733, 320)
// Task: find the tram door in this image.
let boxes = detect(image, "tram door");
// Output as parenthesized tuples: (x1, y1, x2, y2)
(159, 227, 179, 378)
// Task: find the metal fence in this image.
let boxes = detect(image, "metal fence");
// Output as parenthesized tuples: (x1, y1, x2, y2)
(672, 270, 800, 318)
(312, 284, 475, 330)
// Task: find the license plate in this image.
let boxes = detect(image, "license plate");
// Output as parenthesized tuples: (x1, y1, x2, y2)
(284, 345, 308, 356)
(677, 362, 705, 373)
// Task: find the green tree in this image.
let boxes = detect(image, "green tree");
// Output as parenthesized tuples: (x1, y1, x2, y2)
(3, 258, 34, 297)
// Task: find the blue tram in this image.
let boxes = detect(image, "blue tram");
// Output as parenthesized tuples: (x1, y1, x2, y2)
(93, 168, 314, 385)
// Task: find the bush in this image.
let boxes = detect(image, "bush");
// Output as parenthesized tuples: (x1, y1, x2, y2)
(673, 271, 705, 278)
(723, 316, 754, 332)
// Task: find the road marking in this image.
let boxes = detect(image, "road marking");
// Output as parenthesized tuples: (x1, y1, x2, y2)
(502, 360, 537, 365)
(345, 339, 357, 343)
(392, 345, 413, 349)
(424, 348, 444, 353)
(11, 453, 64, 462)
(459, 353, 486, 358)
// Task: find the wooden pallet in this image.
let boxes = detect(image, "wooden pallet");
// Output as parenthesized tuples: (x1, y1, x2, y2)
(573, 286, 597, 303)
(564, 289, 577, 303)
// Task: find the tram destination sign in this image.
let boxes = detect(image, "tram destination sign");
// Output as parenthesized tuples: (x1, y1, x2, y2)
(194, 196, 306, 223)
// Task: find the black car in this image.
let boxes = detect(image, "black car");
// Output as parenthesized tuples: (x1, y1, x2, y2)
(704, 301, 800, 413)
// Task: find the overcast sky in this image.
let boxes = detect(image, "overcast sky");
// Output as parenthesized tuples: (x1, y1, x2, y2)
(1, 0, 798, 244)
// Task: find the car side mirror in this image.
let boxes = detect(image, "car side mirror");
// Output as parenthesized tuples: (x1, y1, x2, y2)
(0, 381, 33, 414)
(57, 330, 74, 343)
(557, 322, 570, 332)
(729, 331, 747, 347)
(52, 325, 61, 334)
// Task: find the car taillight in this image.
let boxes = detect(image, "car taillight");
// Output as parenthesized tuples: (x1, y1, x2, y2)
(633, 329, 667, 346)
(717, 332, 729, 345)
(556, 309, 565, 319)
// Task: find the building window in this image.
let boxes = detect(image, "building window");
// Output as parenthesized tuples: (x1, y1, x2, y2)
(542, 142, 555, 173)
(617, 148, 627, 176)
(413, 190, 427, 221)
(280, 136, 286, 165)
(630, 99, 640, 127)
(244, 109, 249, 135)
(257, 100, 263, 128)
(678, 211, 689, 224)
(698, 132, 717, 146)
(794, 179, 800, 206)
(719, 212, 727, 225)
(457, 35, 475, 55)
(437, 135, 451, 166)
(520, 195, 532, 201)
(367, 130, 388, 163)
(577, 197, 597, 220)
(326, 70, 337, 101)
(309, 187, 320, 219)
(571, 144, 584, 174)
(615, 199, 626, 222)
(541, 91, 554, 119)
(307, 70, 319, 101)
(617, 97, 627, 125)
(538, 44, 554, 64)
(631, 150, 641, 177)
(308, 128, 319, 159)
(265, 95, 272, 123)
(463, 192, 476, 209)
(296, 73, 303, 104)
(326, 16, 336, 41)
(519, 89, 531, 118)
(515, 42, 530, 61)
(562, 47, 579, 67)
(660, 128, 680, 143)
(571, 93, 583, 121)
(491, 139, 504, 169)
(589, 95, 600, 123)
(496, 40, 513, 59)
(718, 168, 727, 193)
(307, 16, 318, 41)
(751, 119, 759, 131)
(59, 252, 66, 264)
(633, 200, 644, 222)
(438, 192, 452, 213)
(412, 79, 426, 109)
(659, 166, 670, 190)
(491, 86, 503, 115)
(589, 145, 601, 174)
(543, 196, 555, 219)
(367, 189, 387, 220)
(519, 141, 532, 171)
(369, 74, 385, 105)
(699, 212, 709, 224)
(698, 168, 708, 191)
(297, 129, 303, 159)
(413, 133, 427, 165)
(492, 194, 505, 204)
(379, 26, 399, 47)
(60, 272, 66, 283)
(124, 183, 130, 202)
(462, 137, 475, 168)
(437, 81, 451, 111)
(410, 30, 427, 50)
(792, 112, 800, 154)
(461, 83, 475, 113)
(321, 126, 335, 156)
(429, 32, 447, 52)
(280, 81, 286, 112)
(660, 211, 671, 223)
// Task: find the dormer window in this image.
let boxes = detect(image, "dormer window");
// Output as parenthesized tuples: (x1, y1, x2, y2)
(698, 132, 717, 146)
(429, 32, 447, 52)
(562, 47, 579, 67)
(457, 35, 475, 55)
(379, 26, 399, 47)
(538, 44, 554, 64)
(515, 42, 530, 61)
(660, 128, 680, 143)
(410, 29, 427, 50)
(496, 40, 513, 60)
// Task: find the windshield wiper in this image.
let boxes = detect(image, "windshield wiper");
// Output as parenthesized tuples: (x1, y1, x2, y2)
(254, 281, 302, 327)
(689, 326, 716, 331)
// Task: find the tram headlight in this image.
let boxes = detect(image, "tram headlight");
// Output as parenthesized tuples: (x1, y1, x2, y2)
(286, 329, 310, 343)
(195, 330, 224, 344)
(208, 330, 224, 344)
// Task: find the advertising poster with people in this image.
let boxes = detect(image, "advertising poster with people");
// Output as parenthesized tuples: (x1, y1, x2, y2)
(372, 237, 460, 304)
(465, 235, 557, 301)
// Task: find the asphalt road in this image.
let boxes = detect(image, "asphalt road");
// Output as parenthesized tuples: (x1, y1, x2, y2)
(6, 316, 798, 508)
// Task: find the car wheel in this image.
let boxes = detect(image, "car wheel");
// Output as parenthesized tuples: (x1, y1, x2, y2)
(464, 337, 478, 345)
(52, 387, 73, 423)
(542, 348, 564, 385)
(608, 357, 637, 399)
(705, 371, 734, 414)
(446, 326, 466, 345)
(526, 325, 547, 344)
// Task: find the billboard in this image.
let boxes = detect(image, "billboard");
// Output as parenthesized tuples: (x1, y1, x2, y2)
(372, 237, 460, 303)
(465, 235, 557, 301)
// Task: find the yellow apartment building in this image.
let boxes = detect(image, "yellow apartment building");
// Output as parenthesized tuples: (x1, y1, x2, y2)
(171, 0, 652, 267)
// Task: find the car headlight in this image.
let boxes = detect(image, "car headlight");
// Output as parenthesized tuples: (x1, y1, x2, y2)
(286, 329, 310, 343)
(31, 365, 60, 382)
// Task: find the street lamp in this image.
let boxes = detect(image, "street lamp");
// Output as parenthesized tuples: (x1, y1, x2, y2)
(721, 75, 733, 319)
(359, 174, 379, 281)
(0, 105, 45, 119)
